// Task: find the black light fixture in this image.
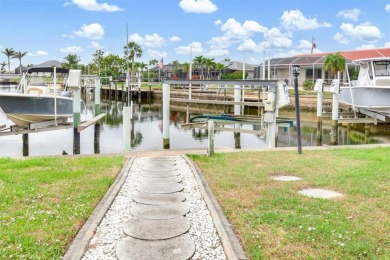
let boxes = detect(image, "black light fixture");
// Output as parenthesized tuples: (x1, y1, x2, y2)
(293, 64, 302, 154)
(292, 64, 300, 77)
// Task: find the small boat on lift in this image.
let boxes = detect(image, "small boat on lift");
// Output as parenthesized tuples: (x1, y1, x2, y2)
(339, 57, 390, 117)
(0, 67, 77, 126)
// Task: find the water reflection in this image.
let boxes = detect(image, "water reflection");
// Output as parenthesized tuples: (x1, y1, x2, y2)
(0, 85, 390, 157)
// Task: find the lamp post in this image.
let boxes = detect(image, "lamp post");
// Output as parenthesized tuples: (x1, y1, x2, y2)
(293, 65, 302, 154)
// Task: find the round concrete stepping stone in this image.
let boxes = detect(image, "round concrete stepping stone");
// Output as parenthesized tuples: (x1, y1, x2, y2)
(117, 233, 195, 260)
(122, 216, 191, 240)
(140, 170, 179, 178)
(137, 182, 184, 194)
(142, 161, 177, 167)
(131, 203, 189, 219)
(142, 165, 178, 171)
(272, 175, 302, 181)
(298, 188, 343, 199)
(133, 192, 186, 205)
(138, 176, 182, 184)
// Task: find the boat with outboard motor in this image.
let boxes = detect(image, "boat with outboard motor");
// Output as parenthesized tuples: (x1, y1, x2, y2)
(339, 57, 390, 117)
(0, 67, 80, 126)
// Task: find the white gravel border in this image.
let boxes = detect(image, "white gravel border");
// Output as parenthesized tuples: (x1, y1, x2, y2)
(82, 156, 226, 260)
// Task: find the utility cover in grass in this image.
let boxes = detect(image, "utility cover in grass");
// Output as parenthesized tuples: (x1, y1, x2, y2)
(298, 188, 343, 199)
(272, 175, 302, 181)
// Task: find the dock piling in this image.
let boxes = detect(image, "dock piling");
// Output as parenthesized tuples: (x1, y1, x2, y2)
(163, 83, 170, 149)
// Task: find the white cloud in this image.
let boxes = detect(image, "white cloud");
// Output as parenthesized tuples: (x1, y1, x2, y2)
(356, 43, 376, 50)
(297, 40, 312, 49)
(385, 42, 390, 48)
(73, 23, 105, 40)
(333, 32, 350, 44)
(129, 33, 165, 48)
(264, 28, 292, 48)
(27, 51, 49, 57)
(90, 41, 104, 49)
(206, 49, 229, 56)
(334, 22, 382, 44)
(169, 36, 181, 42)
(208, 35, 235, 50)
(214, 19, 222, 26)
(220, 18, 267, 38)
(61, 34, 76, 39)
(146, 49, 167, 59)
(386, 4, 390, 12)
(237, 39, 260, 52)
(0, 45, 4, 50)
(60, 46, 83, 53)
(337, 8, 361, 21)
(281, 10, 331, 30)
(64, 0, 124, 12)
(179, 0, 217, 14)
(175, 42, 205, 55)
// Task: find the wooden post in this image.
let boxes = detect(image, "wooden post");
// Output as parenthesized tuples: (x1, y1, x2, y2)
(330, 78, 340, 145)
(234, 84, 241, 149)
(123, 107, 131, 151)
(162, 83, 170, 149)
(314, 79, 323, 146)
(207, 120, 215, 157)
(22, 133, 29, 157)
(68, 70, 82, 155)
(94, 77, 101, 154)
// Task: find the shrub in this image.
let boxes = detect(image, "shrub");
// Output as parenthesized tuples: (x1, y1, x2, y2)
(303, 80, 315, 90)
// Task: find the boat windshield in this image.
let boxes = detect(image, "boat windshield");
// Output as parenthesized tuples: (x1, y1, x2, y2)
(373, 61, 390, 77)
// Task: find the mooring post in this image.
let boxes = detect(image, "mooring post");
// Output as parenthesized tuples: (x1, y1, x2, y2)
(68, 70, 82, 155)
(122, 106, 131, 151)
(94, 77, 101, 154)
(234, 84, 241, 149)
(207, 120, 215, 157)
(22, 133, 29, 157)
(162, 83, 170, 149)
(330, 78, 340, 145)
(314, 79, 324, 146)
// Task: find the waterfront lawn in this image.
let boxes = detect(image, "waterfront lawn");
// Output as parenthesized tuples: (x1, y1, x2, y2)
(190, 147, 390, 259)
(0, 156, 125, 259)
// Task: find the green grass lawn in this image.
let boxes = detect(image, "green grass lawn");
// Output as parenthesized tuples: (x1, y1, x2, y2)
(190, 147, 390, 259)
(0, 156, 125, 259)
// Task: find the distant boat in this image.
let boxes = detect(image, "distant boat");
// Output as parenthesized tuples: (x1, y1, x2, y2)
(0, 67, 79, 126)
(339, 57, 390, 116)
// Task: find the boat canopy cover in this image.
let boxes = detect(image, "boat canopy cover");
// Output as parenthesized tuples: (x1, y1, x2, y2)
(356, 62, 372, 87)
(27, 67, 69, 74)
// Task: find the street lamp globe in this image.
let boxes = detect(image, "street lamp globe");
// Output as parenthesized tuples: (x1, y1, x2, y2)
(292, 65, 300, 77)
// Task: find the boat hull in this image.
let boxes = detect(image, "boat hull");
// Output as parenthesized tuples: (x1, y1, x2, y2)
(0, 93, 73, 126)
(339, 86, 390, 115)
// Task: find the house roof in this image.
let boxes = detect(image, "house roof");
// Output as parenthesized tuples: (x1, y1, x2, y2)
(294, 48, 390, 61)
(34, 60, 63, 68)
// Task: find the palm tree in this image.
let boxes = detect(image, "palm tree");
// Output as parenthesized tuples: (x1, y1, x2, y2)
(62, 54, 81, 69)
(214, 62, 226, 79)
(193, 56, 205, 79)
(171, 60, 180, 76)
(181, 62, 190, 78)
(149, 59, 158, 67)
(12, 51, 28, 75)
(124, 42, 143, 81)
(2, 48, 15, 74)
(0, 61, 6, 73)
(204, 58, 215, 79)
(324, 52, 346, 79)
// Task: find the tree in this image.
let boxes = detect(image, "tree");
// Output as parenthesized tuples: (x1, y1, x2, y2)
(12, 51, 28, 75)
(324, 52, 346, 79)
(0, 61, 6, 72)
(204, 58, 215, 79)
(62, 54, 81, 69)
(149, 59, 158, 67)
(171, 60, 180, 75)
(2, 48, 15, 74)
(92, 49, 105, 74)
(214, 62, 226, 79)
(124, 42, 143, 81)
(193, 56, 205, 79)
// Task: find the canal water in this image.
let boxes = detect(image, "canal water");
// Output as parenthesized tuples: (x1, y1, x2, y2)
(0, 85, 389, 157)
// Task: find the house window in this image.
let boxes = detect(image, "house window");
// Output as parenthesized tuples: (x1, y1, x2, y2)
(305, 68, 313, 77)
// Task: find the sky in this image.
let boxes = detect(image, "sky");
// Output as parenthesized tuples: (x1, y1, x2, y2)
(0, 0, 389, 70)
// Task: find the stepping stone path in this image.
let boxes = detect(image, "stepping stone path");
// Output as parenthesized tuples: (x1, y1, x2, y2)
(116, 157, 196, 260)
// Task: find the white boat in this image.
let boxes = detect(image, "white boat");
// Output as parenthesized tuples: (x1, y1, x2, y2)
(0, 67, 78, 126)
(339, 57, 390, 116)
